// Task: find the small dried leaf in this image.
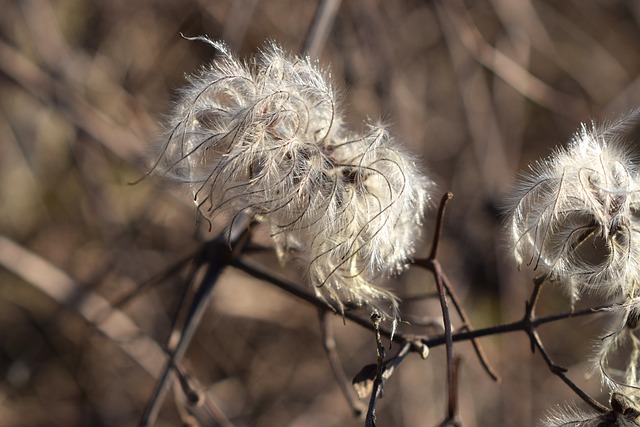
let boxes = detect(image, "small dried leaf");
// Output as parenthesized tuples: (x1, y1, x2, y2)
(352, 363, 378, 399)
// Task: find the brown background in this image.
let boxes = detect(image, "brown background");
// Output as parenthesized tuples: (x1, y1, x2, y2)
(1, 0, 640, 426)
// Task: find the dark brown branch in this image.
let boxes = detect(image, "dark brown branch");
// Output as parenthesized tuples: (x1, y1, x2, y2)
(437, 357, 462, 427)
(139, 223, 252, 427)
(232, 232, 618, 416)
(530, 327, 609, 413)
(428, 192, 453, 260)
(426, 192, 458, 422)
(417, 192, 499, 383)
(422, 304, 610, 347)
(435, 261, 456, 420)
(521, 277, 610, 414)
(440, 271, 500, 382)
(234, 255, 613, 348)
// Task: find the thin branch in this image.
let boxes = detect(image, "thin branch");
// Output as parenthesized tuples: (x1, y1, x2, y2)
(424, 192, 458, 422)
(232, 258, 399, 340)
(521, 277, 609, 414)
(440, 271, 500, 382)
(139, 221, 252, 427)
(422, 304, 610, 347)
(302, 0, 342, 59)
(0, 234, 165, 378)
(428, 192, 454, 260)
(437, 357, 462, 427)
(234, 254, 613, 348)
(531, 328, 609, 413)
(418, 193, 500, 382)
(173, 363, 237, 427)
(523, 275, 546, 353)
(433, 260, 456, 420)
(319, 309, 365, 418)
(365, 313, 385, 427)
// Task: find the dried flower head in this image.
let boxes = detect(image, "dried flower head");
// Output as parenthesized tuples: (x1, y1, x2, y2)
(151, 37, 434, 323)
(506, 110, 640, 303)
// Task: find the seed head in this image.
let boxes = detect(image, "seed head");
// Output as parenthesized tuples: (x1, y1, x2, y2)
(152, 38, 434, 323)
(506, 110, 640, 303)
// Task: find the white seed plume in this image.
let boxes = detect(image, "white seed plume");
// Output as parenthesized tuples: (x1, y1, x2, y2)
(152, 38, 433, 322)
(540, 398, 640, 427)
(506, 111, 640, 303)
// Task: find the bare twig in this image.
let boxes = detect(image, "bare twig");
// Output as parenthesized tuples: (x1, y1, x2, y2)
(422, 304, 610, 347)
(303, 0, 342, 59)
(439, 270, 500, 382)
(416, 193, 499, 382)
(414, 193, 463, 422)
(429, 193, 458, 422)
(365, 313, 386, 427)
(234, 252, 614, 349)
(0, 234, 165, 378)
(530, 327, 609, 414)
(173, 363, 237, 427)
(319, 309, 365, 418)
(139, 221, 252, 427)
(437, 357, 462, 427)
(522, 277, 610, 414)
(428, 193, 453, 261)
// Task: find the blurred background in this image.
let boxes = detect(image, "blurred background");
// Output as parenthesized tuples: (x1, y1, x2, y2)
(1, 0, 640, 426)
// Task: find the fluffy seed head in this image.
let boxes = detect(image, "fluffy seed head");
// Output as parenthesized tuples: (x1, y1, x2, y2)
(506, 111, 640, 302)
(152, 38, 434, 322)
